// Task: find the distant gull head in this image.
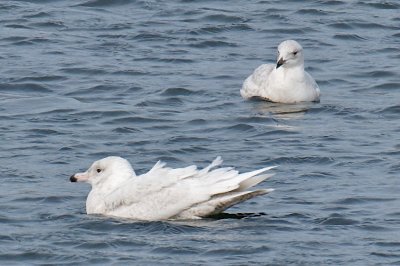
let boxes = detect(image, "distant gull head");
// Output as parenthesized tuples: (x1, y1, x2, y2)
(276, 40, 304, 69)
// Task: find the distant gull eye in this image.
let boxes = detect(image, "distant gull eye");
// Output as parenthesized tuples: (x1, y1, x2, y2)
(96, 168, 102, 173)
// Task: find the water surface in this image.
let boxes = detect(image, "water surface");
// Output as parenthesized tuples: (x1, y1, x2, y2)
(1, 0, 400, 265)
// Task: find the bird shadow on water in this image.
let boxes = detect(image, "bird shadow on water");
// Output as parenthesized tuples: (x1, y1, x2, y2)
(205, 212, 266, 220)
(160, 212, 268, 232)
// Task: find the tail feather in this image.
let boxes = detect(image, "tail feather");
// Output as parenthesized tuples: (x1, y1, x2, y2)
(236, 173, 274, 192)
(197, 156, 223, 176)
(207, 189, 272, 216)
(175, 189, 274, 219)
(206, 166, 276, 195)
(148, 160, 166, 173)
(236, 166, 277, 183)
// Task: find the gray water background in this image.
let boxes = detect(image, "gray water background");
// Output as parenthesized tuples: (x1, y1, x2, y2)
(1, 0, 400, 265)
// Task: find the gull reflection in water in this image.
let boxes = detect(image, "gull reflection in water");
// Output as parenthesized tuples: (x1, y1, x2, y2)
(251, 99, 315, 120)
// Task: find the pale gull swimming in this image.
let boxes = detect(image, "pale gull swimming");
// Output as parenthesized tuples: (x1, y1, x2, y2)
(241, 40, 320, 103)
(70, 156, 275, 220)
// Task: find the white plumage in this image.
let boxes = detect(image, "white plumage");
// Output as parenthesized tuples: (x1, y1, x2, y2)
(70, 156, 275, 220)
(241, 40, 320, 103)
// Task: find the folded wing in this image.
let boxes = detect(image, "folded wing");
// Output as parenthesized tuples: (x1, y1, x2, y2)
(104, 157, 275, 220)
(241, 64, 274, 99)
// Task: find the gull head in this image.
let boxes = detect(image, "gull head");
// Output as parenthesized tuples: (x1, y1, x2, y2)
(70, 156, 135, 189)
(276, 40, 304, 69)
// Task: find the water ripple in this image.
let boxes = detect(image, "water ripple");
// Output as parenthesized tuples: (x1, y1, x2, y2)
(0, 1, 399, 265)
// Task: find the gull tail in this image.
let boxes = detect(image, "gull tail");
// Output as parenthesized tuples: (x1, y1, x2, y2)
(205, 188, 275, 216)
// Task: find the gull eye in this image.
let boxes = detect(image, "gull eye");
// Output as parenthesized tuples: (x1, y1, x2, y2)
(293, 51, 298, 56)
(96, 168, 102, 173)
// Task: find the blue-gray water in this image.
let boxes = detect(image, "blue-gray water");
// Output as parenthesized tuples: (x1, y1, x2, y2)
(1, 0, 400, 265)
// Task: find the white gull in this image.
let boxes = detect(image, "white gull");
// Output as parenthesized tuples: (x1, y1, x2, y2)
(241, 40, 320, 103)
(70, 156, 275, 220)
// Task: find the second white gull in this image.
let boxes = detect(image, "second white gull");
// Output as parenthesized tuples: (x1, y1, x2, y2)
(241, 40, 320, 103)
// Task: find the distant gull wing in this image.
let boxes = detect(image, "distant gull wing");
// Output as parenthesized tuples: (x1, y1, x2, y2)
(241, 64, 275, 100)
